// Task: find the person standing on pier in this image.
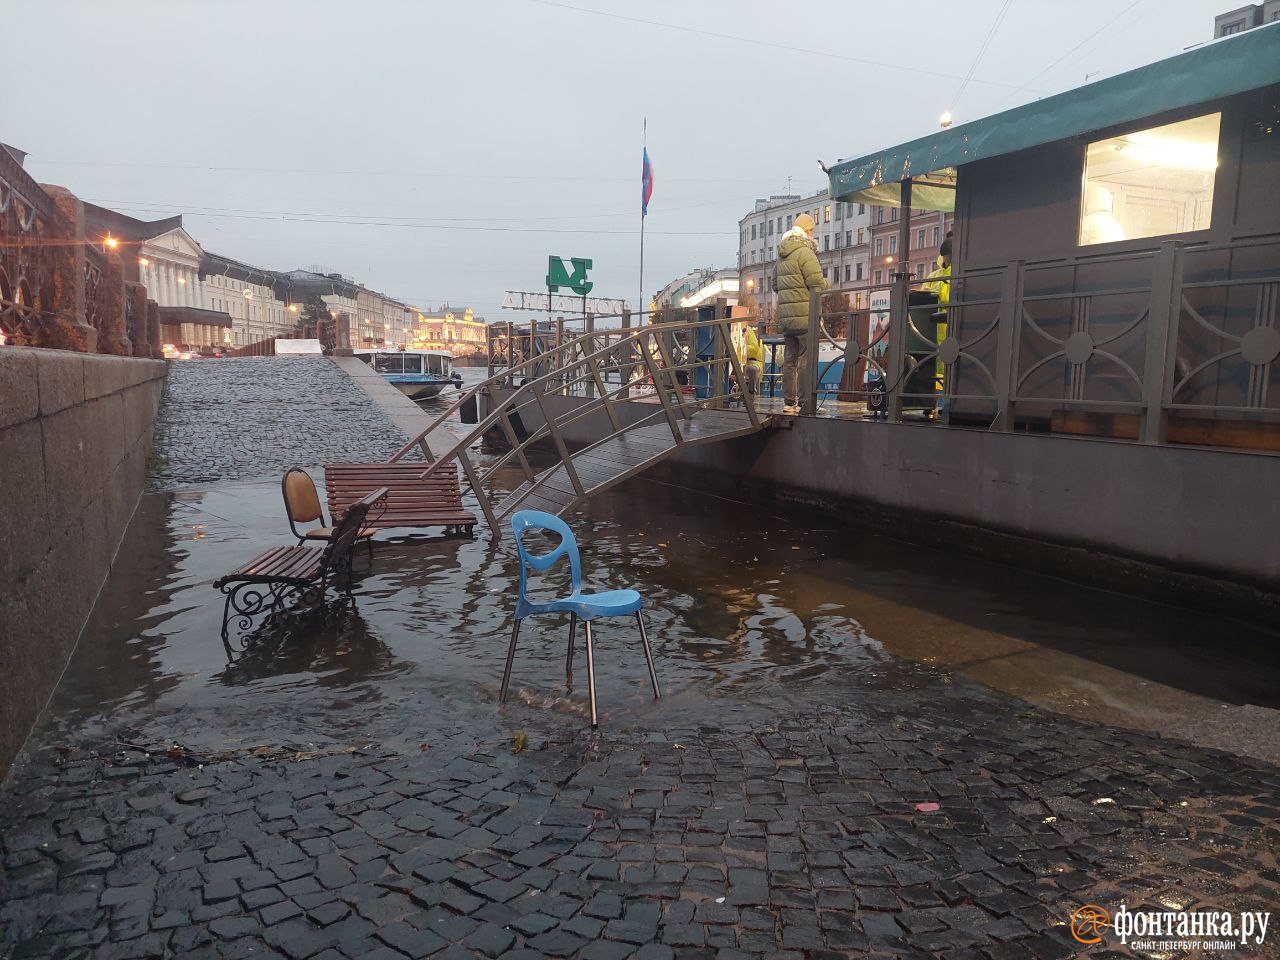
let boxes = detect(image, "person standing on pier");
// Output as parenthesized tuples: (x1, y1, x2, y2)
(775, 212, 827, 414)
(739, 322, 763, 397)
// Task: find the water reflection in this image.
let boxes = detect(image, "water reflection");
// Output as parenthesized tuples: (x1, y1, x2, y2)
(40, 399, 1280, 762)
(218, 600, 405, 689)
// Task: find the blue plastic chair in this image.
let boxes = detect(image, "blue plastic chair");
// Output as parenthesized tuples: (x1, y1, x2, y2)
(501, 510, 660, 726)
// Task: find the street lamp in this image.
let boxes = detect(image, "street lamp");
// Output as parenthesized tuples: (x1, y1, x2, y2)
(243, 288, 254, 341)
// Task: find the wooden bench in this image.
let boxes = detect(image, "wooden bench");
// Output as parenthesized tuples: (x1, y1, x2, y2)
(324, 462, 476, 536)
(213, 487, 387, 644)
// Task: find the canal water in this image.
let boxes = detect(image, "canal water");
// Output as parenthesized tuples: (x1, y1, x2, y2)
(39, 364, 1280, 765)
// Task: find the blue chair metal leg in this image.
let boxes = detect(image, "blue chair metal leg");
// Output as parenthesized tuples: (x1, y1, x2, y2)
(583, 619, 598, 728)
(636, 612, 661, 699)
(566, 613, 578, 690)
(500, 617, 522, 703)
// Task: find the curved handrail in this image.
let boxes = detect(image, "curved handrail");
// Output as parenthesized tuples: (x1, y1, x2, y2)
(397, 315, 760, 531)
(389, 315, 754, 463)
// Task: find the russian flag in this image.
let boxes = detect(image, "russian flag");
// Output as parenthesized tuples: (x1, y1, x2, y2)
(641, 147, 654, 217)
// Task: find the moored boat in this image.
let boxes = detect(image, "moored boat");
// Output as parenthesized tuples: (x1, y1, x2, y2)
(356, 348, 462, 400)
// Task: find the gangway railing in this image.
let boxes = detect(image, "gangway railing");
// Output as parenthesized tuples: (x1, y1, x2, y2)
(387, 315, 762, 535)
(793, 238, 1280, 446)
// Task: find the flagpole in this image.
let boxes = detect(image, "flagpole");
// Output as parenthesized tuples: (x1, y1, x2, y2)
(639, 116, 647, 324)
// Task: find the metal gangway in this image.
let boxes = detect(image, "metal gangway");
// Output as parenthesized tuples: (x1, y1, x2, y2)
(386, 316, 773, 537)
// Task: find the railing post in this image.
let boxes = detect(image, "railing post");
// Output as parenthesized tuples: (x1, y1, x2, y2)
(587, 355, 622, 433)
(532, 385, 586, 495)
(802, 291, 821, 415)
(457, 449, 500, 534)
(652, 328, 692, 421)
(720, 320, 761, 427)
(619, 308, 632, 400)
(992, 259, 1025, 432)
(497, 408, 536, 481)
(583, 314, 596, 399)
(1142, 240, 1183, 445)
(640, 334, 684, 443)
(886, 273, 909, 422)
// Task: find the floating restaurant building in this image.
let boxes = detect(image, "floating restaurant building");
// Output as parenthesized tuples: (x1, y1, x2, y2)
(825, 21, 1280, 449)
(480, 24, 1280, 617)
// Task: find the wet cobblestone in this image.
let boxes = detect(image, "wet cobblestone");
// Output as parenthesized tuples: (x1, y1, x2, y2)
(6, 354, 1278, 957)
(150, 357, 413, 489)
(2, 674, 1278, 959)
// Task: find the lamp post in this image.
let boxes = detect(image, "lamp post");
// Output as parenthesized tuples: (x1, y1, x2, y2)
(243, 287, 255, 343)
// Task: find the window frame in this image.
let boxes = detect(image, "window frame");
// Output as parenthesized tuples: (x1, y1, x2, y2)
(1073, 107, 1229, 253)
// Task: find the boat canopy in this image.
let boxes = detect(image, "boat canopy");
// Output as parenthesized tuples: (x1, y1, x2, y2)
(827, 23, 1280, 212)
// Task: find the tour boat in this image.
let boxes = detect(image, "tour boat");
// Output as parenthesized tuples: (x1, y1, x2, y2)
(355, 348, 462, 400)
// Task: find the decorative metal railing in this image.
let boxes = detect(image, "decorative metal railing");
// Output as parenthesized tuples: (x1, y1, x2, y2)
(0, 146, 68, 347)
(390, 316, 760, 532)
(799, 238, 1280, 445)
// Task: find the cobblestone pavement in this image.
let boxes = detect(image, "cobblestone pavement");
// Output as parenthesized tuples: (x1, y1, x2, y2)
(5, 357, 1278, 958)
(150, 358, 414, 489)
(2, 667, 1278, 960)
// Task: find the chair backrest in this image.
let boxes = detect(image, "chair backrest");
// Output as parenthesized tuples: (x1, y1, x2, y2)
(319, 487, 387, 577)
(282, 468, 325, 538)
(511, 510, 582, 609)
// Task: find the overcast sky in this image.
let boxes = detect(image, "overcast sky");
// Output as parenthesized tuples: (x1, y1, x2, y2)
(10, 0, 1222, 320)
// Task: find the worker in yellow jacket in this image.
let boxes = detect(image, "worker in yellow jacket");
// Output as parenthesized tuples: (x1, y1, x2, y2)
(923, 238, 952, 408)
(738, 323, 763, 396)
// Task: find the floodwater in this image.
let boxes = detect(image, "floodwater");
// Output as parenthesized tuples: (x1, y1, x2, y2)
(42, 369, 1280, 765)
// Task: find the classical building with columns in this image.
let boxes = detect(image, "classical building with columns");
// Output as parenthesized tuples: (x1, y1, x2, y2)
(82, 205, 231, 350)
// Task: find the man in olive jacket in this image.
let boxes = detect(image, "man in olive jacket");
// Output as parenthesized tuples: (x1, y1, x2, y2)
(775, 212, 827, 413)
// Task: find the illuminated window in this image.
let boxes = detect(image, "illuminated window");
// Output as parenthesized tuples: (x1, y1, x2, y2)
(1079, 113, 1220, 245)
(824, 205, 832, 223)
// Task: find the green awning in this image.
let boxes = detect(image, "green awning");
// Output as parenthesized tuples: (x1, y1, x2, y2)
(828, 22, 1280, 210)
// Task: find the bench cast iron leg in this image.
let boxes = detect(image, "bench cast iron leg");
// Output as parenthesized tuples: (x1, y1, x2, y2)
(584, 619, 598, 728)
(499, 617, 522, 703)
(220, 591, 233, 643)
(636, 612, 661, 700)
(566, 613, 577, 690)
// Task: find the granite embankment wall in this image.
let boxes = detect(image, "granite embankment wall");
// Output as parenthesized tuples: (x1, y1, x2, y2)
(0, 347, 167, 777)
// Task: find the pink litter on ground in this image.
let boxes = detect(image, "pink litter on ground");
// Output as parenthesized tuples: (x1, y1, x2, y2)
(915, 802, 941, 812)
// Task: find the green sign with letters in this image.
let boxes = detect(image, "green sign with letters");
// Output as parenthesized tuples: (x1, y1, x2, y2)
(546, 256, 593, 296)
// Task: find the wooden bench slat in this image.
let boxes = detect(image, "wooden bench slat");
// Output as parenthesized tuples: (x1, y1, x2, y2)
(323, 462, 475, 533)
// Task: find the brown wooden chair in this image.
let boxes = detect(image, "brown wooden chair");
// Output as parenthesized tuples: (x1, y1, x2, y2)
(215, 487, 387, 644)
(282, 467, 378, 562)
